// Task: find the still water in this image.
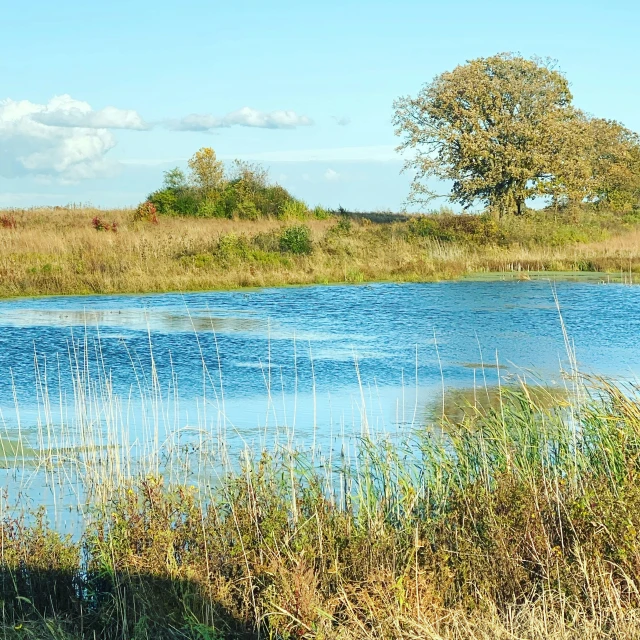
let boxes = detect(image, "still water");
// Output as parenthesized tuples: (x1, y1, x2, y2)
(0, 280, 639, 450)
(1, 280, 640, 528)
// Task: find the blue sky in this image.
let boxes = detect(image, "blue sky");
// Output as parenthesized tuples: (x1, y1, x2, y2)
(1, 0, 638, 210)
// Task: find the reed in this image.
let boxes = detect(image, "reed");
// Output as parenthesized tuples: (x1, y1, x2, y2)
(1, 322, 640, 638)
(2, 206, 640, 297)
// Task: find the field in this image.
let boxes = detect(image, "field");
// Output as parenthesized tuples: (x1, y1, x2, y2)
(2, 206, 640, 297)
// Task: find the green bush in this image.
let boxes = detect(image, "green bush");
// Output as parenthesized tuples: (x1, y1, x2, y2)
(312, 205, 330, 219)
(144, 169, 304, 221)
(197, 196, 231, 219)
(148, 188, 200, 217)
(279, 224, 312, 255)
(216, 233, 248, 261)
(254, 185, 295, 218)
(279, 199, 308, 220)
(147, 189, 177, 215)
(234, 199, 260, 220)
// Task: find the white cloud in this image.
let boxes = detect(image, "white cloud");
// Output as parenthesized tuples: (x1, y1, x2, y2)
(168, 114, 220, 131)
(0, 95, 146, 180)
(31, 95, 148, 130)
(324, 168, 340, 181)
(332, 116, 351, 126)
(168, 107, 313, 131)
(224, 107, 312, 129)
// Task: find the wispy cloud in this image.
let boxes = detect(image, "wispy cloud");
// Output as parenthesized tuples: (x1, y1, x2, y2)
(324, 168, 340, 181)
(332, 116, 351, 126)
(118, 145, 400, 169)
(167, 107, 313, 131)
(238, 145, 398, 163)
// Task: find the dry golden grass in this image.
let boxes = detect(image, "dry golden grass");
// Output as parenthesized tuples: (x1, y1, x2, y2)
(2, 206, 640, 297)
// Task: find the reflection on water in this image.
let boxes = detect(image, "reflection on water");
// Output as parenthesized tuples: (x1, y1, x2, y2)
(427, 384, 569, 424)
(0, 308, 268, 335)
(1, 280, 640, 435)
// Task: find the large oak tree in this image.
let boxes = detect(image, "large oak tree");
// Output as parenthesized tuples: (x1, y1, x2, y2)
(393, 54, 576, 215)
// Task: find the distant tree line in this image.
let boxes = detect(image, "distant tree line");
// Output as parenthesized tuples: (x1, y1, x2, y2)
(393, 53, 640, 216)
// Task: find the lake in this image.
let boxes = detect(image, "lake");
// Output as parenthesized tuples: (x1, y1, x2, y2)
(1, 280, 639, 526)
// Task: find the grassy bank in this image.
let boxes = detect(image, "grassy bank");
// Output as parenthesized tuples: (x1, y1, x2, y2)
(2, 206, 640, 297)
(3, 376, 640, 638)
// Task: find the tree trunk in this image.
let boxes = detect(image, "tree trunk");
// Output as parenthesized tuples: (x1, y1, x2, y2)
(516, 199, 523, 216)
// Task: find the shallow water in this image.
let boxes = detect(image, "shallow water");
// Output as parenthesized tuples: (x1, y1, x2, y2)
(1, 280, 640, 524)
(1, 280, 639, 437)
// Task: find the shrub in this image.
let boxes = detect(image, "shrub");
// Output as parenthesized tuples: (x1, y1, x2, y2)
(0, 214, 17, 229)
(256, 185, 297, 218)
(147, 188, 177, 215)
(172, 191, 200, 216)
(279, 199, 308, 220)
(148, 188, 200, 216)
(197, 197, 232, 219)
(279, 224, 312, 254)
(234, 199, 260, 220)
(91, 216, 118, 232)
(134, 201, 159, 224)
(312, 206, 330, 219)
(140, 149, 306, 220)
(216, 233, 249, 262)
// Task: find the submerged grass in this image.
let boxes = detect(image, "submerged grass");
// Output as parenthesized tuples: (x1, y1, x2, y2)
(3, 374, 640, 638)
(2, 206, 640, 297)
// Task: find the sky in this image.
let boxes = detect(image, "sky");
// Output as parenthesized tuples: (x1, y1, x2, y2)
(1, 0, 639, 211)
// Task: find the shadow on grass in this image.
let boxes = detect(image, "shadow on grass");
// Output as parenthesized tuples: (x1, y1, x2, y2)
(1, 566, 255, 639)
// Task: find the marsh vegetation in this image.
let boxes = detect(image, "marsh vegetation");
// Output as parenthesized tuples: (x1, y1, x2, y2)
(2, 205, 640, 297)
(3, 366, 640, 639)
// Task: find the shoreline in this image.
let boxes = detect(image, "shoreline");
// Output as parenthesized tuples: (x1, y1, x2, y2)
(0, 270, 632, 303)
(0, 269, 634, 303)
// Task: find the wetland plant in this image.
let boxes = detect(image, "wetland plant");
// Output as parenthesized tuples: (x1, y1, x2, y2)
(2, 352, 640, 638)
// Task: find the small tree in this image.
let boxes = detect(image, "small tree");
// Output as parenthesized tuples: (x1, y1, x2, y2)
(187, 147, 225, 192)
(229, 160, 269, 212)
(230, 160, 268, 192)
(163, 167, 187, 191)
(393, 53, 575, 216)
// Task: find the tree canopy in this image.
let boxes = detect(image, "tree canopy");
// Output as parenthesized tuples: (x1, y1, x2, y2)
(394, 53, 640, 215)
(145, 147, 309, 220)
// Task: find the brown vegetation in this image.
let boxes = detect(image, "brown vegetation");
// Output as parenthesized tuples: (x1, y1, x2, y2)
(1, 206, 640, 298)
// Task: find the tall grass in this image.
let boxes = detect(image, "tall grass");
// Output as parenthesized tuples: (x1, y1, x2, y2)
(2, 323, 640, 638)
(2, 206, 640, 297)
